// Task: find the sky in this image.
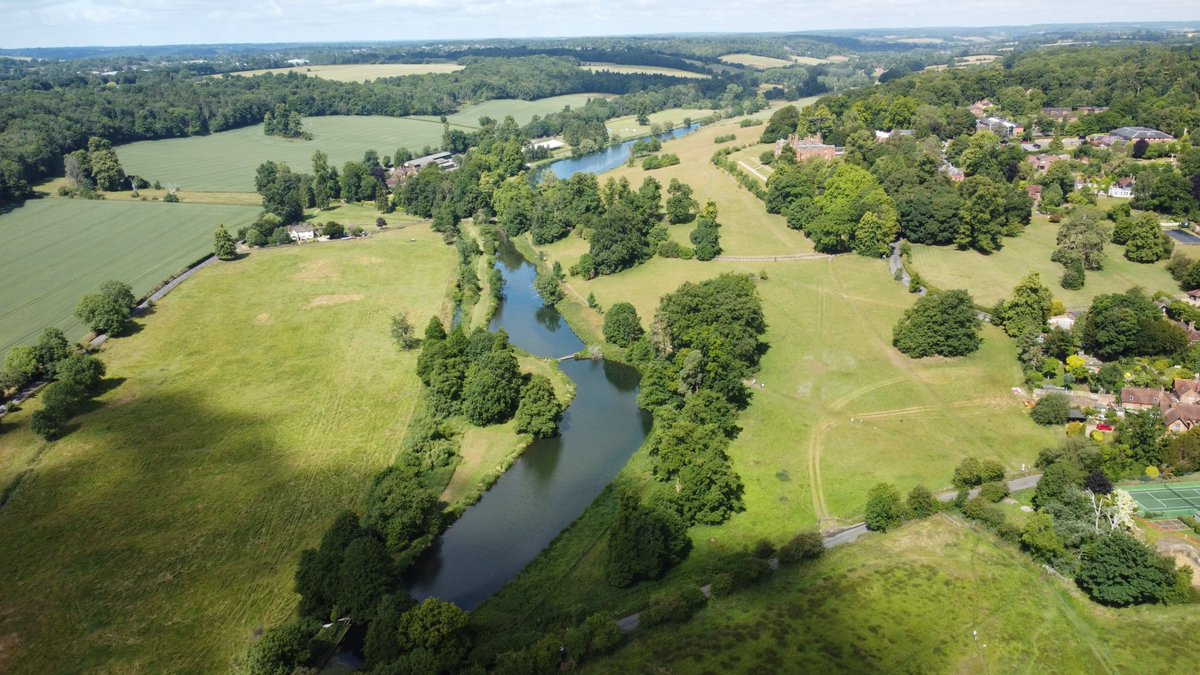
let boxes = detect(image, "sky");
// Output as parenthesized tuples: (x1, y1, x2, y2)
(0, 0, 1197, 49)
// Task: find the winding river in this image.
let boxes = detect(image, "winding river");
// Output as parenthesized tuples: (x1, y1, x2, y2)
(404, 239, 653, 610)
(538, 122, 700, 181)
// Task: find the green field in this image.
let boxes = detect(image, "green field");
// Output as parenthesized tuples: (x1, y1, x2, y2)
(224, 63, 465, 80)
(0, 227, 458, 673)
(0, 198, 260, 353)
(719, 53, 795, 69)
(119, 95, 607, 192)
(581, 63, 709, 79)
(910, 215, 1179, 309)
(583, 517, 1199, 674)
(605, 107, 720, 139)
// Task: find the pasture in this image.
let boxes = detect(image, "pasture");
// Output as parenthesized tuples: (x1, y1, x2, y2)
(909, 214, 1179, 309)
(719, 53, 794, 69)
(583, 517, 1198, 673)
(605, 107, 719, 139)
(0, 227, 458, 673)
(580, 63, 708, 79)
(0, 198, 259, 353)
(119, 95, 606, 192)
(222, 63, 464, 81)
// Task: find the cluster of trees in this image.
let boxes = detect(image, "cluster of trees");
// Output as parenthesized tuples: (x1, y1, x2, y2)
(1, 327, 73, 392)
(1078, 288, 1187, 362)
(74, 280, 138, 337)
(767, 156, 898, 256)
(604, 274, 767, 586)
(262, 103, 309, 139)
(641, 153, 680, 170)
(892, 289, 982, 358)
(688, 201, 722, 261)
(1109, 203, 1174, 264)
(29, 350, 106, 440)
(63, 136, 128, 193)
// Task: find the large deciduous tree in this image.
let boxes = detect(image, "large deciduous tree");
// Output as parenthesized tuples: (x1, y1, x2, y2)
(892, 289, 982, 358)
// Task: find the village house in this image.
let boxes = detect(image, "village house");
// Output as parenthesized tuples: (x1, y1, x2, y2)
(976, 116, 1022, 138)
(774, 134, 838, 162)
(1108, 176, 1135, 199)
(1040, 106, 1109, 123)
(1025, 153, 1070, 172)
(1048, 313, 1075, 331)
(874, 129, 914, 142)
(940, 164, 965, 183)
(1025, 184, 1043, 205)
(1110, 127, 1174, 144)
(969, 99, 994, 117)
(1186, 289, 1200, 308)
(1119, 378, 1200, 431)
(1120, 387, 1167, 411)
(286, 225, 316, 242)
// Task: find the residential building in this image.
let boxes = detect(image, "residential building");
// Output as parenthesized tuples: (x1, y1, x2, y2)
(1110, 127, 1174, 143)
(774, 134, 838, 162)
(1025, 184, 1043, 205)
(1165, 405, 1200, 433)
(969, 99, 994, 118)
(941, 164, 965, 183)
(874, 129, 914, 142)
(1108, 176, 1134, 199)
(976, 116, 1022, 138)
(1186, 289, 1200, 308)
(1120, 387, 1167, 411)
(1040, 106, 1109, 123)
(1026, 153, 1070, 172)
(287, 225, 316, 242)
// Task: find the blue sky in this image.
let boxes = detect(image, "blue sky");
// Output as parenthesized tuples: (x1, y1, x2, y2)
(1, 0, 1197, 49)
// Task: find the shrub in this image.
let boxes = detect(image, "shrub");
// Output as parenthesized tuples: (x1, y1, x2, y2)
(581, 613, 622, 655)
(906, 485, 938, 518)
(865, 482, 904, 532)
(778, 531, 824, 563)
(953, 457, 984, 488)
(30, 404, 69, 440)
(728, 554, 772, 587)
(979, 481, 1010, 503)
(640, 589, 702, 627)
(962, 497, 1007, 529)
(1031, 394, 1070, 425)
(708, 572, 735, 598)
(752, 539, 776, 559)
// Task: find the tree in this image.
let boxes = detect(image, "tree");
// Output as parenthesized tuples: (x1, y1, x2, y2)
(760, 105, 800, 143)
(1076, 532, 1173, 606)
(362, 467, 439, 555)
(461, 348, 522, 425)
(1164, 426, 1200, 474)
(337, 536, 394, 618)
(906, 485, 938, 519)
(55, 353, 106, 395)
(1124, 212, 1173, 263)
(603, 302, 644, 347)
(533, 264, 563, 305)
(86, 137, 125, 191)
(864, 482, 903, 532)
(853, 210, 899, 258)
(1031, 393, 1070, 425)
(213, 225, 237, 260)
(1, 345, 39, 390)
(1132, 139, 1149, 159)
(395, 598, 470, 667)
(1054, 209, 1109, 271)
(513, 375, 562, 439)
(892, 290, 982, 358)
(30, 403, 68, 440)
(952, 457, 985, 488)
(605, 491, 690, 587)
(1021, 512, 1066, 564)
(1078, 288, 1170, 360)
(74, 280, 136, 336)
(321, 221, 345, 239)
(778, 531, 825, 563)
(1032, 461, 1082, 509)
(390, 313, 420, 350)
(240, 619, 317, 675)
(31, 327, 71, 379)
(956, 177, 1014, 253)
(665, 179, 698, 224)
(998, 273, 1053, 337)
(1061, 256, 1085, 290)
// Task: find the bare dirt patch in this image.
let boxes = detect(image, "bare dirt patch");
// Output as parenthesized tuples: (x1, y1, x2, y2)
(307, 294, 363, 308)
(0, 632, 22, 673)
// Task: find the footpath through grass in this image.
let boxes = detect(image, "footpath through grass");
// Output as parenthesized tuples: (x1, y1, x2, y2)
(0, 198, 259, 352)
(0, 228, 457, 673)
(583, 517, 1199, 674)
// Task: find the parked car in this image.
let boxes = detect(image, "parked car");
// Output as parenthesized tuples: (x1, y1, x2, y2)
(1096, 423, 1114, 432)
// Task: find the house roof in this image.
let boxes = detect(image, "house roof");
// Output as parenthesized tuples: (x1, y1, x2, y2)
(1111, 127, 1174, 141)
(1121, 387, 1165, 407)
(1187, 289, 1200, 299)
(1175, 378, 1200, 396)
(1164, 404, 1200, 427)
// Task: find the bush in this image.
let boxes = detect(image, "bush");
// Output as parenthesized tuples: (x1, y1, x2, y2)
(979, 481, 1010, 502)
(906, 485, 938, 519)
(962, 497, 1007, 529)
(30, 404, 69, 440)
(953, 457, 984, 488)
(656, 239, 693, 259)
(1076, 533, 1174, 606)
(714, 134, 736, 144)
(708, 572, 735, 598)
(581, 613, 622, 655)
(778, 531, 824, 563)
(641, 587, 706, 628)
(1031, 393, 1070, 425)
(730, 554, 772, 587)
(752, 539, 776, 559)
(864, 482, 904, 532)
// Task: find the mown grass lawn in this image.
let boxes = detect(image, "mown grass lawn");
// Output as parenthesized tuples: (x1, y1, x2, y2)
(0, 198, 260, 353)
(910, 213, 1179, 309)
(0, 227, 458, 673)
(583, 517, 1199, 674)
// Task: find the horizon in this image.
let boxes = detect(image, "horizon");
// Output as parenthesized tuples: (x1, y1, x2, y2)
(1, 1, 1198, 51)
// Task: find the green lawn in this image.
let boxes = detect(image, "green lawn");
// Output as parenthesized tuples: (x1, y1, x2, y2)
(119, 95, 606, 192)
(910, 215, 1179, 310)
(583, 517, 1199, 674)
(0, 227, 457, 673)
(605, 107, 720, 139)
(0, 198, 260, 353)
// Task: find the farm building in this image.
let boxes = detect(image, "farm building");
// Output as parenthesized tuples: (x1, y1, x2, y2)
(404, 151, 457, 171)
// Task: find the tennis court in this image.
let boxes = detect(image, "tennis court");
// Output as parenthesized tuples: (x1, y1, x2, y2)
(1124, 482, 1200, 518)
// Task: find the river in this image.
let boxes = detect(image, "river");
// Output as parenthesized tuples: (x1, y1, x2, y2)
(404, 239, 653, 610)
(538, 123, 700, 181)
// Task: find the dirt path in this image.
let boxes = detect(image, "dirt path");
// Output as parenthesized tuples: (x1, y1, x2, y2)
(737, 160, 769, 182)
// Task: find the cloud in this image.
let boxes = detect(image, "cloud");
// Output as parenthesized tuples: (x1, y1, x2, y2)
(0, 0, 1195, 48)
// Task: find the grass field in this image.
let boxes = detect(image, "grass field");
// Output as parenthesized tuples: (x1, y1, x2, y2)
(910, 214, 1179, 309)
(223, 63, 464, 81)
(791, 55, 836, 65)
(0, 227, 459, 673)
(583, 517, 1199, 674)
(719, 54, 795, 69)
(581, 63, 708, 79)
(0, 198, 260, 353)
(119, 95, 606, 192)
(605, 107, 719, 139)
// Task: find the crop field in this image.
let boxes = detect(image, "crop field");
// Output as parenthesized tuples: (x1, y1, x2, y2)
(222, 62, 464, 80)
(791, 55, 836, 65)
(0, 198, 260, 353)
(119, 95, 606, 192)
(719, 53, 795, 69)
(584, 517, 1199, 673)
(910, 214, 1179, 309)
(580, 62, 708, 79)
(0, 227, 458, 673)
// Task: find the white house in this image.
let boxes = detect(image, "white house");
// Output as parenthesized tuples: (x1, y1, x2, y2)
(287, 225, 316, 242)
(1108, 176, 1134, 199)
(1048, 314, 1076, 331)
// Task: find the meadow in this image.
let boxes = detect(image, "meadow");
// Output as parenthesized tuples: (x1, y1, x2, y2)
(604, 107, 720, 139)
(0, 198, 260, 353)
(719, 53, 795, 69)
(118, 94, 605, 192)
(580, 62, 708, 79)
(910, 213, 1179, 309)
(584, 517, 1199, 674)
(0, 227, 458, 673)
(223, 63, 464, 81)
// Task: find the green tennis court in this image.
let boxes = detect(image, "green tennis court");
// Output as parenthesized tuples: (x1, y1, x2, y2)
(1124, 482, 1200, 518)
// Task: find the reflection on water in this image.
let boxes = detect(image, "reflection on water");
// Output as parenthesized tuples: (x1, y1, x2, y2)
(538, 123, 701, 182)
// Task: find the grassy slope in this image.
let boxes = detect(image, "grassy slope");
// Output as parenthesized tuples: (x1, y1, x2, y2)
(584, 517, 1198, 674)
(0, 227, 457, 673)
(223, 63, 465, 80)
(719, 53, 794, 69)
(119, 94, 604, 192)
(911, 213, 1179, 309)
(473, 112, 1057, 637)
(0, 198, 260, 352)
